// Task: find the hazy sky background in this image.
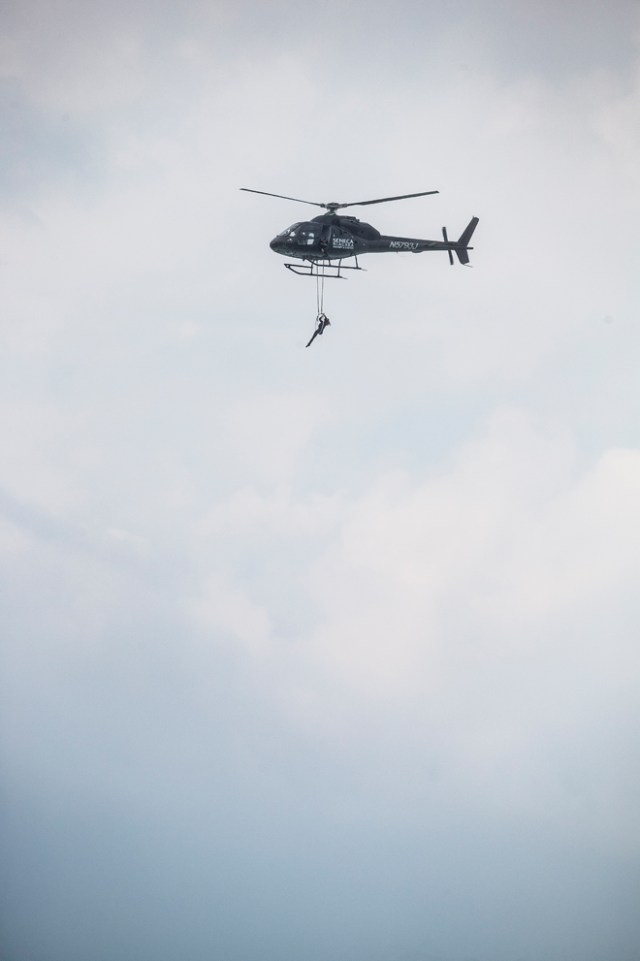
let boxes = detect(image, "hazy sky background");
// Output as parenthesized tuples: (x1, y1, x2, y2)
(1, 2, 639, 959)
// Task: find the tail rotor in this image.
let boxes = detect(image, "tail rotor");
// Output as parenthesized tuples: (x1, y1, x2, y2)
(442, 226, 454, 266)
(442, 217, 479, 265)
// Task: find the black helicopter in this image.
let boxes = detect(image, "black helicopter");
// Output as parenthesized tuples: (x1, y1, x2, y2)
(241, 187, 479, 278)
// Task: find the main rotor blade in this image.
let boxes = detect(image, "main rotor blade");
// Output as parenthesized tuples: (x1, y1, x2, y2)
(240, 188, 326, 208)
(340, 190, 439, 208)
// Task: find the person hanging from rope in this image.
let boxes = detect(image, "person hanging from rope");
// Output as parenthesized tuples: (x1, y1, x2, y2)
(305, 312, 331, 348)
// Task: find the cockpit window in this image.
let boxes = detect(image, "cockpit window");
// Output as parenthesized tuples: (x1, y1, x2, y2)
(280, 223, 302, 237)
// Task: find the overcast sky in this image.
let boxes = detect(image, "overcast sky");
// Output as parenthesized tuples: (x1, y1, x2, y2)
(1, 2, 640, 960)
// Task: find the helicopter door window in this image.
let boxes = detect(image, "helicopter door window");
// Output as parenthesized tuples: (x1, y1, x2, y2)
(291, 228, 315, 247)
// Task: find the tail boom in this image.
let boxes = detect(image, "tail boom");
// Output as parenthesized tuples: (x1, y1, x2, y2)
(374, 216, 479, 262)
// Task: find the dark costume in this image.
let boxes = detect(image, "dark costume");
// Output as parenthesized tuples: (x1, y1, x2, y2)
(305, 313, 331, 348)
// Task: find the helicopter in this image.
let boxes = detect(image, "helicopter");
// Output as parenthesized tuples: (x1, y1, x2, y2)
(240, 187, 479, 278)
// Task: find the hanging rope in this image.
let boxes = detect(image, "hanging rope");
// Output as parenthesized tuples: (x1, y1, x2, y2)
(315, 261, 325, 316)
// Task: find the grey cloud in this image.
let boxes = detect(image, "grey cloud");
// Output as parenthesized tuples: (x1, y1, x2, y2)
(0, 81, 105, 205)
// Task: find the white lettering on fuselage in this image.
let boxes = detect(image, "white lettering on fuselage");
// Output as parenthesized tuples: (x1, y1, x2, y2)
(332, 237, 354, 249)
(389, 241, 419, 250)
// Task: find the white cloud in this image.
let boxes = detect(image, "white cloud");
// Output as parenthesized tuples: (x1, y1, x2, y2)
(306, 410, 638, 683)
(202, 485, 342, 538)
(189, 572, 273, 657)
(286, 411, 640, 851)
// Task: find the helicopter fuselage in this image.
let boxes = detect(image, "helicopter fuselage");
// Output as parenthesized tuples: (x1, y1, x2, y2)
(269, 213, 450, 262)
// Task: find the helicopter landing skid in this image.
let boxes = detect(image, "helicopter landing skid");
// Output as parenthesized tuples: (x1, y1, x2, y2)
(284, 258, 365, 279)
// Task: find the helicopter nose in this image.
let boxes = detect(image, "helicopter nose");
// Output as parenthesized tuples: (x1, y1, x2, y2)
(270, 237, 280, 252)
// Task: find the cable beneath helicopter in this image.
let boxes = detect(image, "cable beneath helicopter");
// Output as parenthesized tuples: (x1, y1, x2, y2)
(315, 262, 325, 315)
(307, 262, 330, 348)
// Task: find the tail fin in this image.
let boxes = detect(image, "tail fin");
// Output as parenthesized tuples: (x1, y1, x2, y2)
(454, 216, 479, 265)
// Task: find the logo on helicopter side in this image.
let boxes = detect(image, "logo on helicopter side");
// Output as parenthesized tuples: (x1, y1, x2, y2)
(332, 237, 354, 249)
(389, 241, 419, 250)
